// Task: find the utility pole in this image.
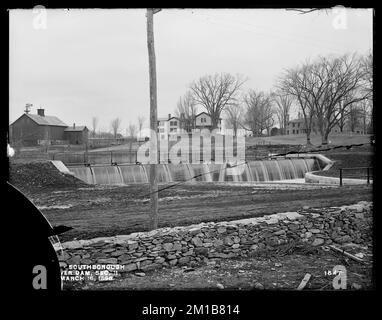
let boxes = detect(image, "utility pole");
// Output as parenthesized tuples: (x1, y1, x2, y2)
(146, 8, 161, 230)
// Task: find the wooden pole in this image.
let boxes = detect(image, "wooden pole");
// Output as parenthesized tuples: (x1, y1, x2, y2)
(146, 8, 159, 230)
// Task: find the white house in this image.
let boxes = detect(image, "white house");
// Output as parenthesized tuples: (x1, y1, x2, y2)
(192, 112, 221, 132)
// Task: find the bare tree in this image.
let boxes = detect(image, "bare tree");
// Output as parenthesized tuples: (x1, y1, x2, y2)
(91, 116, 98, 138)
(280, 54, 368, 145)
(361, 51, 373, 100)
(279, 64, 315, 145)
(128, 123, 137, 138)
(110, 117, 122, 139)
(271, 91, 293, 135)
(190, 73, 246, 129)
(137, 116, 145, 137)
(174, 91, 197, 133)
(242, 90, 274, 136)
(224, 103, 243, 136)
(347, 104, 362, 133)
(306, 54, 368, 144)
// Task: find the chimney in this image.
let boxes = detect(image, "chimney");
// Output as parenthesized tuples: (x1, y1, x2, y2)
(73, 123, 75, 129)
(168, 113, 171, 120)
(37, 108, 45, 117)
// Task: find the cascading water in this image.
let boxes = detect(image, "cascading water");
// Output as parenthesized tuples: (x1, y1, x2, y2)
(68, 157, 321, 185)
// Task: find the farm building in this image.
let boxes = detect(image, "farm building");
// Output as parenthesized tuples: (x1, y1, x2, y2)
(64, 124, 89, 145)
(9, 108, 88, 146)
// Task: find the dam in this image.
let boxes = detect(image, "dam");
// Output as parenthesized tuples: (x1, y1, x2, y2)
(67, 157, 323, 185)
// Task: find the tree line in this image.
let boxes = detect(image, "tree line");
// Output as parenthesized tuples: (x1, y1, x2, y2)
(88, 52, 372, 146)
(174, 52, 372, 145)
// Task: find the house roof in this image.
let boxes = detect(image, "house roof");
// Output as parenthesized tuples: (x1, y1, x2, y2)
(195, 112, 209, 118)
(64, 126, 88, 132)
(25, 113, 68, 127)
(195, 112, 222, 120)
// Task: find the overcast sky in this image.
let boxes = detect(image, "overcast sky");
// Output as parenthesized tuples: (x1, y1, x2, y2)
(9, 8, 373, 133)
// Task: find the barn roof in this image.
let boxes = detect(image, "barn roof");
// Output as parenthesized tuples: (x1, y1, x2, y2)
(25, 113, 68, 127)
(64, 126, 88, 132)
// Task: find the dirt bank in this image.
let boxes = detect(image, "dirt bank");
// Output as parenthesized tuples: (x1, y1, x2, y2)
(25, 183, 372, 242)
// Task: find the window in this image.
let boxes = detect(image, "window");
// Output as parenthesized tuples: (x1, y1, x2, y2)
(170, 121, 177, 126)
(159, 128, 164, 133)
(298, 123, 300, 128)
(293, 123, 295, 128)
(296, 130, 299, 134)
(201, 117, 207, 123)
(292, 129, 295, 134)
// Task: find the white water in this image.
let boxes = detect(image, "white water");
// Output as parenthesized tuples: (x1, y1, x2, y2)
(69, 158, 320, 185)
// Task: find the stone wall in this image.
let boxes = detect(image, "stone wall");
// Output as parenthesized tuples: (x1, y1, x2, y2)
(57, 201, 372, 273)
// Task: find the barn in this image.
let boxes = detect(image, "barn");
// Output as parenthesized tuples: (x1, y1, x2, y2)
(64, 124, 89, 145)
(9, 108, 88, 146)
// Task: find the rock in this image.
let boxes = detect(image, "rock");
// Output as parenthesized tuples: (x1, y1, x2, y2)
(97, 258, 118, 264)
(217, 227, 227, 234)
(232, 244, 240, 249)
(102, 247, 116, 253)
(67, 255, 81, 265)
(275, 263, 282, 267)
(80, 258, 92, 265)
(140, 260, 153, 267)
(213, 239, 224, 247)
(303, 206, 310, 210)
(191, 237, 203, 247)
(312, 238, 325, 246)
(169, 259, 178, 266)
(178, 257, 190, 265)
(135, 272, 146, 277)
(163, 243, 174, 251)
(288, 224, 299, 231)
(188, 227, 201, 235)
(155, 257, 166, 264)
(216, 283, 224, 289)
(122, 263, 137, 272)
(309, 229, 321, 234)
(58, 251, 71, 261)
(233, 236, 241, 244)
(224, 237, 234, 246)
(173, 243, 182, 251)
(127, 241, 139, 250)
(274, 230, 286, 236)
(305, 232, 313, 238)
(111, 250, 126, 257)
(195, 247, 209, 256)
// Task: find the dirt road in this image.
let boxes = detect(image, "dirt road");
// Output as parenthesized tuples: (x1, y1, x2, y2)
(24, 183, 372, 242)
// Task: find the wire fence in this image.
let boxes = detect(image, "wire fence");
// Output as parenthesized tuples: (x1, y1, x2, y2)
(339, 167, 373, 186)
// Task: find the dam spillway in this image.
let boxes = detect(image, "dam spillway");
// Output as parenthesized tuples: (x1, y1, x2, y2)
(68, 157, 321, 185)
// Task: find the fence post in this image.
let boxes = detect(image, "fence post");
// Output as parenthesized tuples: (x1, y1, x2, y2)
(367, 167, 370, 184)
(111, 151, 113, 165)
(339, 168, 343, 186)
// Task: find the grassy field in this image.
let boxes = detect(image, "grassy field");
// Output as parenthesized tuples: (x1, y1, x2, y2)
(245, 133, 372, 147)
(313, 144, 374, 179)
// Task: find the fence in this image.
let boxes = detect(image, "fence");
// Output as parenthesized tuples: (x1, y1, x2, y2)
(51, 151, 137, 165)
(339, 167, 373, 186)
